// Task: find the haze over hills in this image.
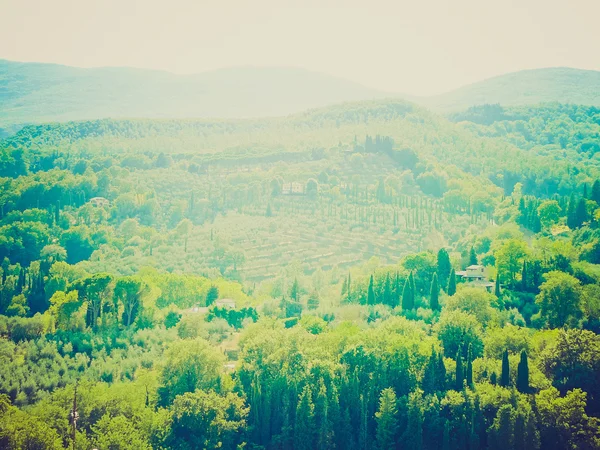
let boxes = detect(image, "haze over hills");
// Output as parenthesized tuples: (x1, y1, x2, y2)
(0, 59, 389, 133)
(2, 59, 600, 137)
(423, 67, 600, 112)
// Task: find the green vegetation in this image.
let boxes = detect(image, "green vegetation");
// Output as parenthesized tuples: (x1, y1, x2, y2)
(1, 97, 600, 449)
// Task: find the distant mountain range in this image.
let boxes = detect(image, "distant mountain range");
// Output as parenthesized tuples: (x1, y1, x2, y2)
(422, 67, 600, 112)
(0, 60, 387, 134)
(1, 59, 599, 135)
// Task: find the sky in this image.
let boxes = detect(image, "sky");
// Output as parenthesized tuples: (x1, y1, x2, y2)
(1, 0, 599, 96)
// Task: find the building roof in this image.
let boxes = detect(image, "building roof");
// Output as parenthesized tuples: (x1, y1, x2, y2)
(466, 265, 484, 270)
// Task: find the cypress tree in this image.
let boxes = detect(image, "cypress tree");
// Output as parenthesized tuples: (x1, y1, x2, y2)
(437, 248, 451, 289)
(455, 350, 464, 390)
(469, 247, 478, 266)
(402, 274, 414, 310)
(307, 290, 320, 310)
(290, 278, 300, 302)
(266, 203, 273, 217)
(447, 268, 457, 296)
(1, 258, 9, 285)
(409, 271, 416, 299)
(495, 274, 501, 297)
(525, 414, 540, 450)
(566, 194, 577, 229)
(358, 394, 368, 450)
(315, 382, 331, 450)
(375, 388, 399, 450)
(347, 273, 351, 300)
(17, 268, 26, 293)
(516, 350, 529, 394)
(367, 275, 376, 305)
(591, 180, 600, 204)
(490, 371, 497, 385)
(500, 349, 511, 387)
(341, 276, 348, 296)
(517, 197, 527, 226)
(575, 197, 588, 228)
(401, 396, 423, 450)
(493, 405, 515, 450)
(437, 352, 447, 391)
(389, 272, 399, 308)
(466, 345, 473, 388)
(520, 261, 528, 291)
(383, 273, 392, 306)
(422, 348, 438, 394)
(294, 386, 315, 450)
(442, 420, 451, 450)
(429, 273, 440, 311)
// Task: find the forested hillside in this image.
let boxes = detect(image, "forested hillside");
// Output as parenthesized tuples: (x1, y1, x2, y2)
(424, 67, 600, 112)
(1, 98, 600, 449)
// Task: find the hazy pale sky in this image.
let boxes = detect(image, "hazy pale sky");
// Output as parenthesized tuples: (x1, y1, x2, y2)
(1, 0, 599, 95)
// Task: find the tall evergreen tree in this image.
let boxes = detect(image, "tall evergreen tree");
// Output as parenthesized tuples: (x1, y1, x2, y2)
(429, 273, 440, 311)
(525, 414, 540, 450)
(455, 350, 464, 390)
(566, 194, 577, 229)
(315, 382, 332, 450)
(495, 274, 501, 297)
(383, 273, 392, 307)
(521, 261, 528, 291)
(290, 278, 300, 302)
(516, 350, 529, 394)
(500, 349, 511, 388)
(492, 405, 515, 450)
(1, 257, 9, 285)
(437, 248, 452, 289)
(490, 371, 497, 386)
(367, 275, 376, 305)
(358, 394, 368, 450)
(447, 268, 457, 296)
(469, 247, 478, 266)
(307, 290, 320, 310)
(437, 352, 447, 391)
(27, 269, 47, 315)
(591, 180, 600, 204)
(346, 273, 352, 300)
(422, 348, 438, 394)
(466, 345, 473, 388)
(294, 386, 315, 450)
(375, 388, 398, 450)
(575, 197, 588, 228)
(401, 395, 423, 450)
(402, 274, 414, 310)
(442, 420, 451, 450)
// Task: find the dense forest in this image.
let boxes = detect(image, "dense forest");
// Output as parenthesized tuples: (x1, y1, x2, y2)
(1, 99, 600, 449)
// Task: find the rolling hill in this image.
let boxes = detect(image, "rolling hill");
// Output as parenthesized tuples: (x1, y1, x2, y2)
(2, 60, 600, 137)
(0, 59, 388, 134)
(422, 67, 600, 112)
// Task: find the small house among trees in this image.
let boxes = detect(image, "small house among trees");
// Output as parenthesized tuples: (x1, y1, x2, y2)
(282, 182, 305, 195)
(215, 298, 236, 309)
(455, 265, 495, 292)
(88, 197, 109, 207)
